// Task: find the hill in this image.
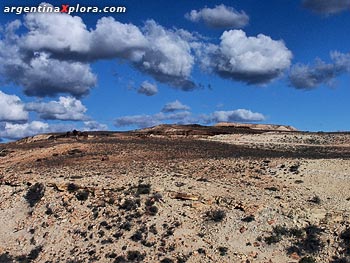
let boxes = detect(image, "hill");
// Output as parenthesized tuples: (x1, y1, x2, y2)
(1, 124, 350, 262)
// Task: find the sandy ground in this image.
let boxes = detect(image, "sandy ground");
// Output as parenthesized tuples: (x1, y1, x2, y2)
(1, 126, 350, 263)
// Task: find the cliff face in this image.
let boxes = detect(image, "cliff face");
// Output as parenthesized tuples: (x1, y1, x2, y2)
(1, 127, 350, 262)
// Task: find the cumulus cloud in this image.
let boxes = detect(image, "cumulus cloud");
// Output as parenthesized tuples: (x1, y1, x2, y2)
(162, 100, 190, 112)
(114, 108, 265, 129)
(302, 0, 350, 15)
(114, 100, 194, 128)
(89, 17, 148, 61)
(114, 114, 161, 128)
(209, 109, 265, 122)
(0, 3, 292, 96)
(289, 51, 350, 89)
(0, 9, 196, 97)
(25, 96, 87, 121)
(134, 20, 196, 91)
(0, 21, 97, 98)
(0, 119, 107, 140)
(137, 81, 158, 96)
(14, 53, 95, 97)
(185, 4, 249, 28)
(0, 121, 49, 139)
(200, 30, 292, 85)
(115, 102, 265, 129)
(22, 12, 147, 62)
(115, 111, 193, 128)
(22, 10, 91, 54)
(0, 91, 28, 122)
(83, 121, 108, 131)
(0, 120, 81, 140)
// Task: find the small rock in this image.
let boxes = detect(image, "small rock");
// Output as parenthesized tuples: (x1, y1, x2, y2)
(290, 252, 300, 260)
(239, 226, 247, 233)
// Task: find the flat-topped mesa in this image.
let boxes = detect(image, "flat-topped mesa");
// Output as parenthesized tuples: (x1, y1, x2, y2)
(214, 122, 298, 132)
(133, 123, 264, 136)
(11, 123, 298, 144)
(15, 130, 90, 144)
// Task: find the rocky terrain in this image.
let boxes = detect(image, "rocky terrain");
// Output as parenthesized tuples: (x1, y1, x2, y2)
(1, 124, 350, 263)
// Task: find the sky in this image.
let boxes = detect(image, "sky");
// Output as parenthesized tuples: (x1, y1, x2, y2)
(0, 0, 350, 140)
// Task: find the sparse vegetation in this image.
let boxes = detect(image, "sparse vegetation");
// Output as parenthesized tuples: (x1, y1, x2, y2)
(126, 250, 145, 262)
(241, 215, 255, 222)
(340, 228, 350, 243)
(205, 209, 226, 222)
(299, 256, 317, 263)
(290, 164, 300, 173)
(75, 189, 89, 201)
(67, 183, 79, 192)
(3, 125, 350, 262)
(136, 184, 151, 195)
(160, 258, 174, 263)
(218, 246, 228, 256)
(0, 148, 9, 157)
(0, 253, 14, 263)
(265, 224, 324, 259)
(15, 246, 43, 262)
(309, 195, 321, 204)
(114, 256, 127, 263)
(119, 199, 138, 211)
(265, 225, 305, 244)
(147, 205, 158, 216)
(25, 183, 45, 207)
(130, 231, 143, 242)
(265, 186, 279, 192)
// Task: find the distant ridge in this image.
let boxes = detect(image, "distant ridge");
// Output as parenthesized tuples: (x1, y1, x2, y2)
(13, 123, 298, 144)
(214, 122, 298, 132)
(134, 123, 297, 136)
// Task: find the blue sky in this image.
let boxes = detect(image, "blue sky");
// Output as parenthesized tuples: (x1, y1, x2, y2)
(0, 0, 350, 140)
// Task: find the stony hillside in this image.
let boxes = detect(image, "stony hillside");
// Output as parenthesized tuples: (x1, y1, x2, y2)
(1, 125, 350, 263)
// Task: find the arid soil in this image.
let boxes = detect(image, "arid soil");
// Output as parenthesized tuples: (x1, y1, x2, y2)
(1, 124, 350, 263)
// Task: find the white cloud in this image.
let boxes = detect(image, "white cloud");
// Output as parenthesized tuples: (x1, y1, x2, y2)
(24, 53, 96, 97)
(303, 0, 350, 15)
(115, 102, 265, 129)
(135, 20, 196, 90)
(22, 16, 197, 90)
(0, 24, 97, 98)
(0, 3, 293, 96)
(114, 114, 161, 128)
(0, 91, 28, 122)
(25, 96, 87, 121)
(1, 9, 197, 93)
(137, 81, 158, 96)
(0, 5, 95, 98)
(185, 4, 249, 28)
(210, 109, 265, 122)
(83, 121, 108, 131)
(289, 51, 350, 89)
(0, 119, 107, 140)
(162, 100, 190, 112)
(203, 30, 292, 84)
(22, 12, 147, 62)
(0, 121, 50, 139)
(115, 109, 193, 128)
(89, 17, 148, 61)
(22, 9, 91, 53)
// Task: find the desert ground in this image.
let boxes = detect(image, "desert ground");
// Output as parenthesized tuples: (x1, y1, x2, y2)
(1, 123, 350, 263)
